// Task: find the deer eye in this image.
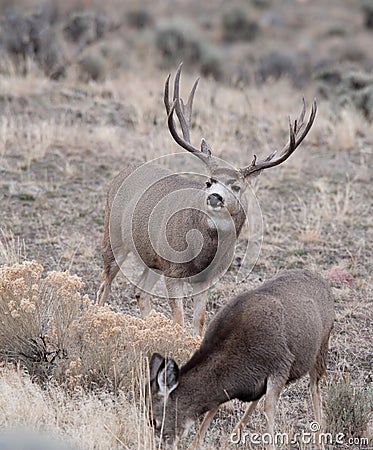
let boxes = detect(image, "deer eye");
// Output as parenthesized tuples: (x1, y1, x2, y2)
(231, 185, 240, 192)
(206, 180, 212, 188)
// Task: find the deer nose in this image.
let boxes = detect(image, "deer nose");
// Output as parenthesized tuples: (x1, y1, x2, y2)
(207, 193, 224, 208)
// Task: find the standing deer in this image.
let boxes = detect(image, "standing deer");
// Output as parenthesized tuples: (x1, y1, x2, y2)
(148, 269, 335, 450)
(96, 64, 317, 335)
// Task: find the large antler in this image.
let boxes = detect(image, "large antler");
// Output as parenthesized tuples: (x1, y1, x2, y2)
(164, 63, 213, 165)
(240, 98, 317, 177)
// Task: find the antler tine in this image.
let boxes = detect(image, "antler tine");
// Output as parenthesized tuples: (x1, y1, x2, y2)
(291, 98, 317, 149)
(293, 98, 306, 135)
(184, 77, 199, 128)
(164, 73, 172, 115)
(167, 99, 199, 154)
(240, 99, 317, 177)
(173, 63, 191, 142)
(164, 64, 212, 164)
(173, 63, 199, 142)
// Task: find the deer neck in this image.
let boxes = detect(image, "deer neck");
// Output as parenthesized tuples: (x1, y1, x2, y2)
(206, 209, 245, 240)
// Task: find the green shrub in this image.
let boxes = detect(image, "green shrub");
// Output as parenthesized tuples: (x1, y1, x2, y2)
(200, 45, 224, 80)
(252, 0, 272, 8)
(222, 8, 259, 42)
(315, 68, 373, 121)
(126, 10, 153, 29)
(154, 19, 223, 80)
(361, 0, 373, 29)
(78, 52, 106, 82)
(155, 19, 202, 68)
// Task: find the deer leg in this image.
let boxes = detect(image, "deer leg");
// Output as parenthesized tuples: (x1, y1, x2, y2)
(188, 406, 220, 450)
(232, 400, 259, 435)
(309, 371, 323, 450)
(308, 337, 329, 450)
(264, 376, 284, 450)
(192, 289, 208, 336)
(309, 335, 329, 429)
(134, 268, 159, 317)
(96, 240, 129, 306)
(96, 260, 120, 306)
(165, 278, 185, 328)
(309, 371, 322, 426)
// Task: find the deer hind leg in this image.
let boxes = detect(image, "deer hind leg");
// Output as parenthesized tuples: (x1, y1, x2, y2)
(309, 369, 323, 427)
(96, 258, 120, 306)
(309, 334, 330, 449)
(264, 375, 286, 450)
(309, 370, 323, 450)
(134, 267, 159, 317)
(96, 235, 128, 306)
(164, 278, 185, 328)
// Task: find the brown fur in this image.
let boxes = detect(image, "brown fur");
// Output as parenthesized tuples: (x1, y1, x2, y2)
(149, 269, 334, 449)
(97, 161, 248, 335)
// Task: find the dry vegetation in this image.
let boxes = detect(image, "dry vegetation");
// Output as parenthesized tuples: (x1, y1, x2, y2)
(0, 0, 372, 449)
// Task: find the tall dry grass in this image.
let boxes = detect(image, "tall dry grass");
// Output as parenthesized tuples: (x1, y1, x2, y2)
(0, 229, 26, 266)
(0, 364, 144, 449)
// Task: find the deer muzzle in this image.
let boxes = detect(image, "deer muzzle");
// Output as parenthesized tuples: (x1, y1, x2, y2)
(207, 193, 224, 209)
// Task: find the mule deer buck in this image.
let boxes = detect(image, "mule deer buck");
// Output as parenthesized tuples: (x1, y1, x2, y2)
(96, 64, 317, 335)
(148, 269, 334, 449)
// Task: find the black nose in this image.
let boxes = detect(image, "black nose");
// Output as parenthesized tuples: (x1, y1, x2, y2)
(207, 193, 223, 207)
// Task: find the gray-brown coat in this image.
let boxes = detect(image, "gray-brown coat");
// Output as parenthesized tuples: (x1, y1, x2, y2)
(149, 269, 334, 449)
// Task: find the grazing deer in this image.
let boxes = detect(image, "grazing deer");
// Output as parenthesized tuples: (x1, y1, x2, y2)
(96, 64, 317, 335)
(148, 270, 335, 450)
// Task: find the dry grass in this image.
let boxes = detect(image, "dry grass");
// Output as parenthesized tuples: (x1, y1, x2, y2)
(0, 364, 147, 450)
(0, 229, 25, 266)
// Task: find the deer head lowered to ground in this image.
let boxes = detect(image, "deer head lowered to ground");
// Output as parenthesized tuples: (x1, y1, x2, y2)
(96, 64, 317, 335)
(148, 269, 335, 450)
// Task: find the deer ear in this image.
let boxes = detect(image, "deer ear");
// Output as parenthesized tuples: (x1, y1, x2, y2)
(157, 356, 180, 396)
(244, 170, 262, 185)
(200, 138, 212, 157)
(149, 353, 165, 383)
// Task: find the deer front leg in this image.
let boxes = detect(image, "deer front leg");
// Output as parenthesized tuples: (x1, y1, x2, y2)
(165, 278, 185, 328)
(232, 400, 259, 435)
(191, 282, 210, 336)
(134, 267, 159, 316)
(188, 406, 220, 449)
(263, 376, 286, 450)
(192, 290, 208, 336)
